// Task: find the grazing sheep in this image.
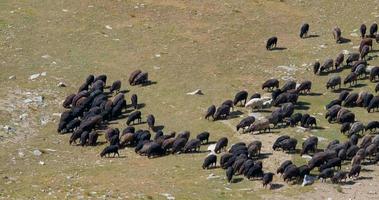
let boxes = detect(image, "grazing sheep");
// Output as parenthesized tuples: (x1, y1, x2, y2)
(88, 131, 99, 146)
(340, 122, 351, 134)
(236, 116, 255, 132)
(246, 161, 264, 180)
(213, 105, 230, 120)
(266, 36, 278, 50)
(300, 23, 309, 38)
(343, 93, 358, 107)
(128, 70, 142, 85)
(133, 72, 149, 85)
(277, 160, 293, 175)
(326, 76, 341, 90)
(215, 137, 228, 153)
(205, 105, 216, 120)
(183, 139, 201, 153)
(339, 112, 355, 124)
(348, 122, 365, 136)
(313, 61, 320, 74)
(100, 145, 119, 157)
(245, 98, 265, 111)
(335, 53, 344, 69)
(79, 131, 90, 146)
(331, 171, 348, 184)
(354, 64, 367, 78)
(226, 166, 234, 183)
(301, 137, 318, 156)
(320, 58, 334, 73)
(348, 164, 361, 178)
(196, 132, 210, 144)
(172, 138, 188, 154)
(359, 38, 373, 52)
(363, 93, 374, 108)
(94, 74, 107, 85)
(146, 143, 166, 158)
(247, 141, 262, 157)
(319, 158, 342, 172)
(318, 168, 334, 182)
(301, 114, 310, 126)
(369, 66, 379, 82)
(66, 118, 81, 132)
(120, 133, 135, 147)
(343, 72, 358, 87)
(222, 100, 234, 111)
(112, 93, 124, 106)
(333, 27, 342, 43)
(298, 165, 310, 178)
(126, 111, 142, 125)
(146, 114, 155, 130)
(376, 83, 379, 93)
(202, 154, 217, 169)
(286, 112, 302, 127)
(162, 138, 176, 151)
(283, 165, 299, 183)
(110, 80, 121, 94)
(63, 94, 76, 108)
(262, 172, 274, 189)
(326, 99, 341, 110)
(296, 80, 312, 94)
(367, 96, 379, 112)
(366, 121, 379, 132)
(346, 53, 360, 66)
(370, 23, 378, 37)
(360, 45, 370, 60)
(131, 94, 138, 109)
(273, 135, 291, 150)
(109, 134, 120, 146)
(274, 138, 297, 152)
(360, 24, 367, 38)
(281, 80, 296, 92)
(304, 116, 317, 128)
(262, 79, 279, 91)
(246, 120, 271, 134)
(233, 91, 248, 106)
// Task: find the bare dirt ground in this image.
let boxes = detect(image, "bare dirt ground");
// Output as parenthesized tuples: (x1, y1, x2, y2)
(1, 0, 379, 199)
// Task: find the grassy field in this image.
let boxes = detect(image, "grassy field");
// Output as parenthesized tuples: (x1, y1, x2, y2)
(1, 0, 379, 199)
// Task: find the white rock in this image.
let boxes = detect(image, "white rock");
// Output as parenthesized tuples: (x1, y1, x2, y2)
(62, 9, 68, 12)
(19, 113, 28, 120)
(105, 25, 113, 30)
(29, 73, 40, 80)
(301, 155, 312, 160)
(8, 75, 16, 80)
(302, 175, 316, 186)
(40, 116, 49, 126)
(39, 161, 45, 165)
(186, 89, 203, 95)
(155, 53, 161, 58)
(23, 99, 33, 104)
(3, 125, 15, 133)
(350, 33, 359, 37)
(40, 72, 47, 76)
(33, 149, 42, 156)
(160, 193, 175, 200)
(57, 82, 66, 87)
(41, 54, 51, 59)
(207, 173, 220, 180)
(18, 151, 25, 158)
(153, 66, 161, 70)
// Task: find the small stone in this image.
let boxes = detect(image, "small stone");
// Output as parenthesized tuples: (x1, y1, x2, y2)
(186, 89, 203, 95)
(23, 99, 33, 104)
(57, 82, 66, 87)
(153, 66, 161, 70)
(19, 113, 28, 120)
(62, 9, 68, 12)
(18, 151, 25, 158)
(105, 25, 113, 30)
(155, 53, 161, 58)
(41, 72, 47, 76)
(41, 54, 51, 59)
(39, 161, 45, 165)
(8, 75, 16, 80)
(33, 149, 42, 156)
(29, 73, 40, 80)
(369, 191, 377, 194)
(207, 173, 220, 180)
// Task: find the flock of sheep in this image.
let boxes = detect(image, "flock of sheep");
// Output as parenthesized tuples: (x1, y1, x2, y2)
(56, 22, 379, 190)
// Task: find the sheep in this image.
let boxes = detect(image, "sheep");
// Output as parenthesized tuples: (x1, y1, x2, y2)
(348, 122, 365, 136)
(346, 53, 360, 66)
(126, 111, 142, 125)
(335, 53, 344, 69)
(301, 137, 318, 156)
(277, 160, 293, 175)
(338, 90, 350, 101)
(370, 23, 378, 37)
(376, 83, 379, 93)
(131, 94, 138, 109)
(304, 116, 317, 128)
(202, 154, 217, 169)
(171, 138, 188, 154)
(313, 61, 320, 74)
(65, 118, 81, 133)
(348, 164, 361, 178)
(281, 80, 296, 92)
(354, 64, 367, 78)
(220, 153, 234, 168)
(262, 172, 274, 189)
(319, 158, 342, 172)
(247, 141, 262, 157)
(262, 79, 279, 91)
(79, 131, 90, 146)
(109, 134, 120, 146)
(369, 66, 379, 82)
(326, 76, 341, 90)
(333, 27, 342, 43)
(146, 114, 155, 130)
(360, 45, 370, 60)
(91, 80, 105, 92)
(196, 132, 210, 144)
(128, 70, 142, 85)
(94, 74, 107, 85)
(283, 165, 299, 183)
(110, 80, 121, 94)
(245, 161, 264, 180)
(320, 58, 334, 73)
(300, 23, 309, 38)
(296, 80, 312, 94)
(266, 36, 278, 50)
(325, 99, 341, 110)
(245, 98, 265, 111)
(366, 121, 379, 132)
(331, 171, 348, 184)
(214, 137, 228, 153)
(183, 139, 201, 153)
(343, 72, 358, 87)
(213, 105, 230, 120)
(360, 24, 367, 38)
(298, 165, 310, 178)
(88, 131, 99, 146)
(343, 92, 358, 107)
(63, 94, 76, 108)
(246, 119, 271, 134)
(132, 72, 149, 85)
(236, 116, 255, 132)
(100, 145, 119, 157)
(162, 138, 176, 151)
(318, 168, 334, 182)
(339, 112, 355, 124)
(274, 138, 297, 153)
(367, 96, 379, 112)
(233, 91, 248, 106)
(340, 122, 351, 134)
(205, 105, 216, 120)
(120, 133, 135, 147)
(273, 135, 291, 150)
(359, 38, 373, 52)
(146, 143, 166, 158)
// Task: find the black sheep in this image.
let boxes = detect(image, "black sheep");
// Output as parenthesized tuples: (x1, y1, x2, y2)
(281, 80, 296, 92)
(370, 66, 379, 82)
(326, 99, 341, 110)
(202, 154, 217, 169)
(348, 165, 361, 178)
(300, 23, 309, 38)
(233, 91, 248, 106)
(183, 139, 201, 153)
(277, 160, 292, 175)
(313, 61, 320, 74)
(331, 171, 347, 184)
(129, 70, 142, 85)
(132, 72, 149, 85)
(221, 100, 234, 111)
(360, 24, 367, 38)
(147, 114, 155, 130)
(262, 79, 279, 91)
(338, 90, 350, 101)
(319, 158, 341, 172)
(109, 134, 120, 146)
(171, 138, 187, 154)
(250, 93, 261, 100)
(344, 72, 358, 87)
(63, 94, 76, 108)
(272, 135, 290, 150)
(215, 137, 228, 153)
(370, 23, 378, 37)
(196, 132, 210, 144)
(333, 27, 342, 43)
(69, 129, 84, 145)
(346, 53, 360, 66)
(88, 131, 99, 146)
(326, 76, 341, 90)
(100, 145, 119, 157)
(366, 121, 379, 132)
(110, 80, 121, 93)
(298, 165, 310, 178)
(236, 116, 255, 132)
(318, 168, 334, 182)
(147, 143, 165, 158)
(340, 122, 351, 134)
(213, 105, 230, 120)
(335, 53, 344, 69)
(296, 80, 312, 94)
(360, 45, 370, 60)
(283, 165, 299, 183)
(79, 131, 90, 146)
(266, 36, 278, 50)
(367, 96, 379, 112)
(131, 94, 138, 109)
(205, 105, 216, 120)
(262, 172, 274, 189)
(226, 166, 234, 183)
(126, 111, 142, 125)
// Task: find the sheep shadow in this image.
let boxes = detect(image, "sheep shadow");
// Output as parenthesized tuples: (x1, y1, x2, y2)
(102, 155, 127, 159)
(152, 125, 165, 132)
(331, 88, 353, 93)
(231, 178, 244, 183)
(339, 180, 356, 185)
(270, 183, 284, 190)
(338, 37, 351, 44)
(141, 81, 157, 87)
(304, 92, 323, 96)
(128, 103, 146, 110)
(356, 176, 373, 180)
(351, 83, 367, 88)
(119, 89, 129, 94)
(258, 152, 272, 159)
(271, 47, 287, 51)
(229, 110, 244, 119)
